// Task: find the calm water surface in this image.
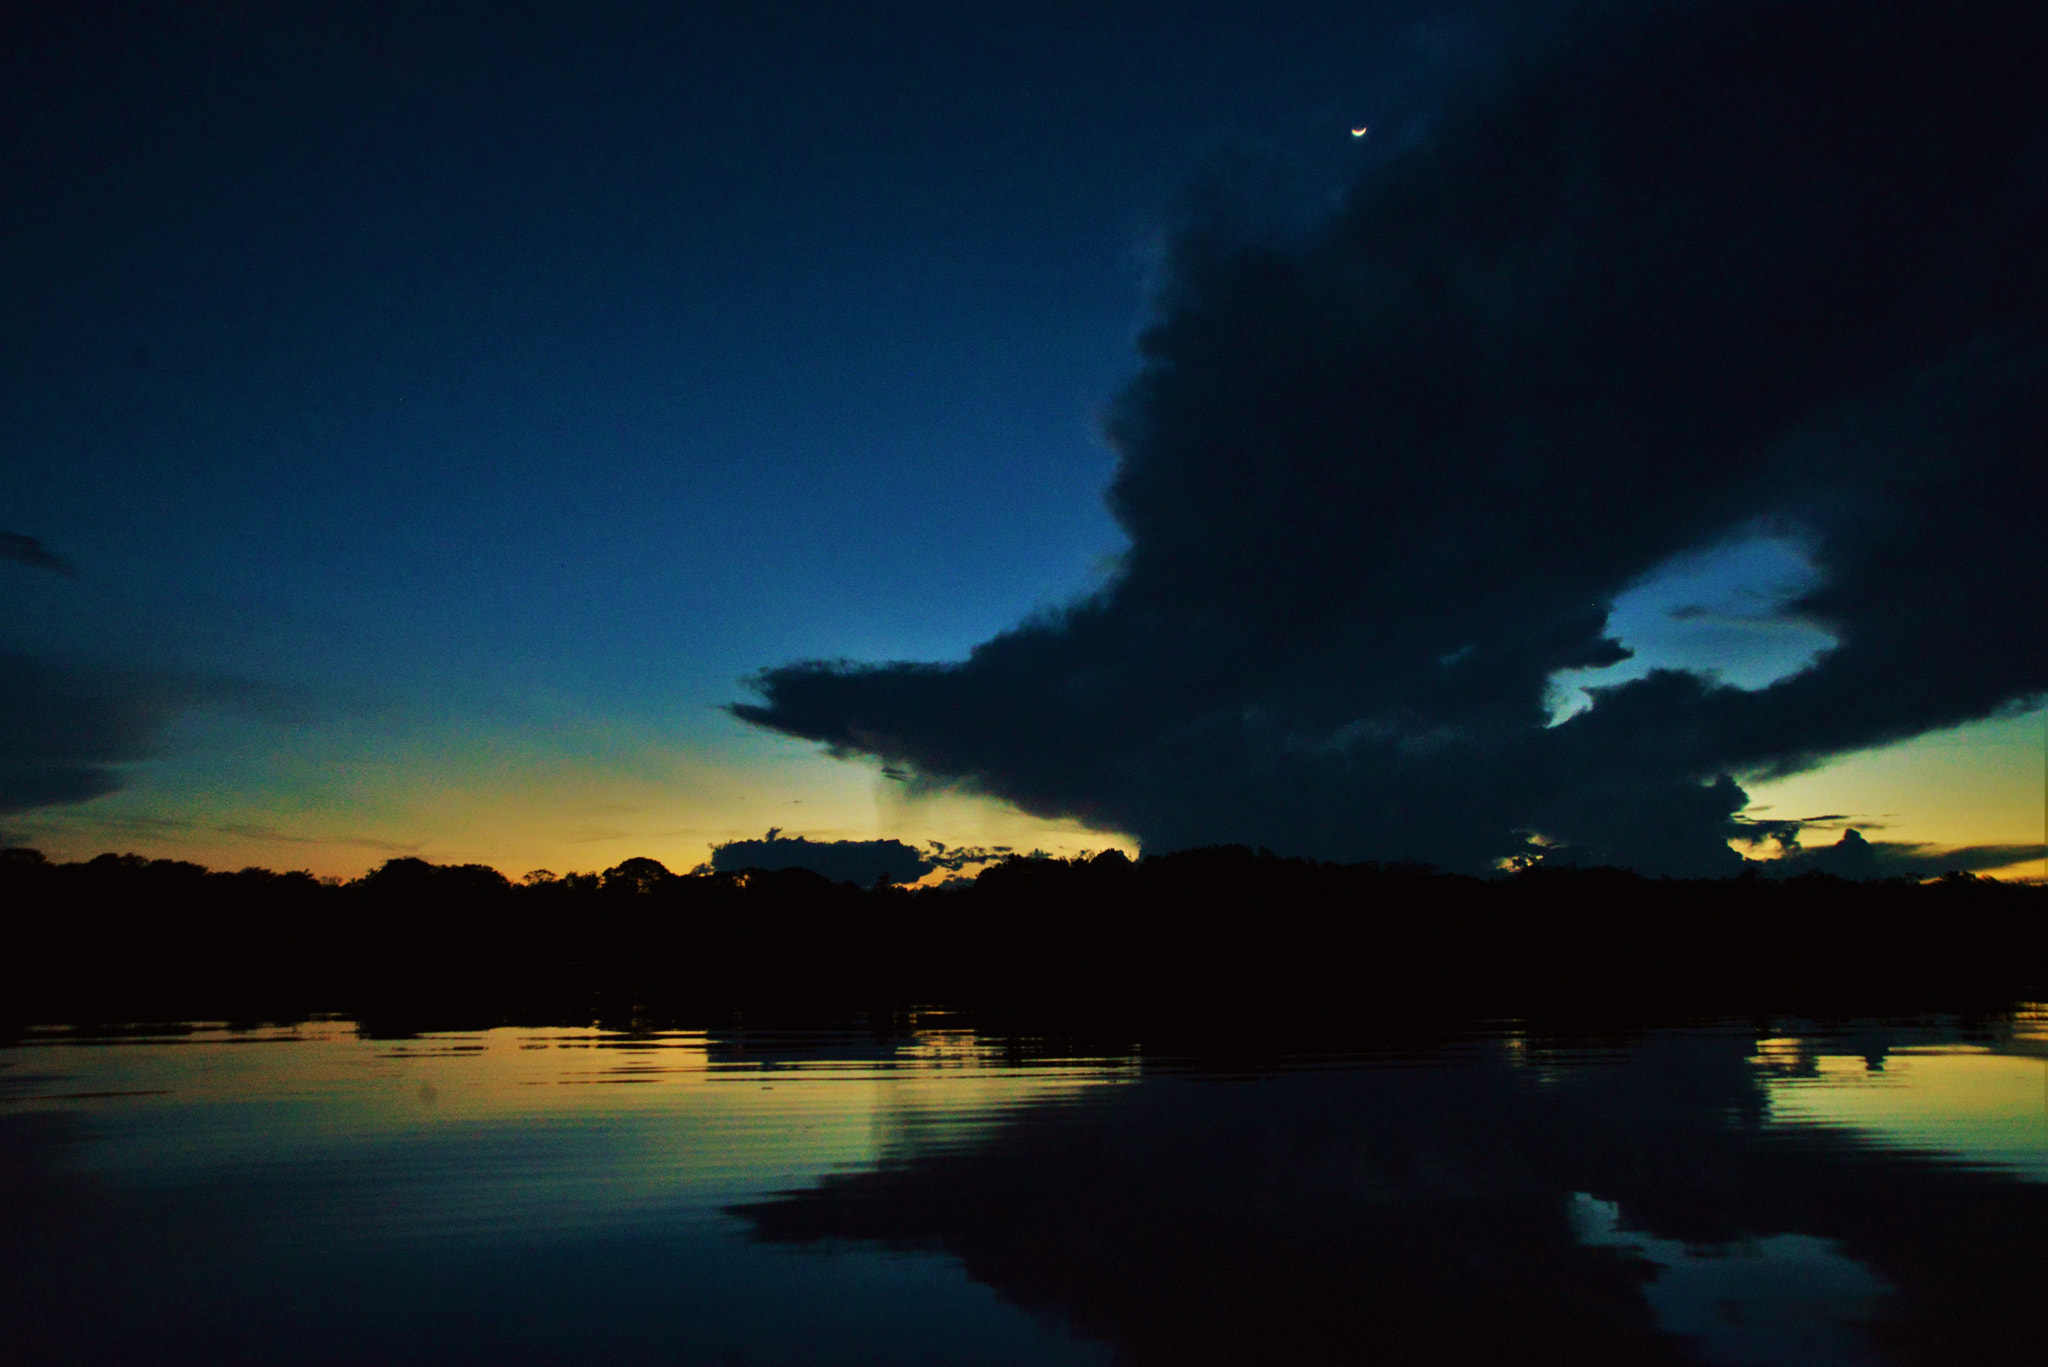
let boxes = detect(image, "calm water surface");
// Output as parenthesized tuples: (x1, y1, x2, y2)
(3, 1011, 2043, 1366)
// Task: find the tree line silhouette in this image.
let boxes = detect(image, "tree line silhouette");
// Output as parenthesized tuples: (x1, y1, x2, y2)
(2, 845, 2043, 1036)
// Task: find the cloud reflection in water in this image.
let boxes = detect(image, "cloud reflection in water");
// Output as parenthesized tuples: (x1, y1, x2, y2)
(2, 1016, 2043, 1365)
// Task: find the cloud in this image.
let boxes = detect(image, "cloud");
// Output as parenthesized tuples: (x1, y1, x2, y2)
(0, 653, 166, 815)
(211, 822, 421, 854)
(20, 811, 420, 856)
(1762, 827, 2042, 881)
(709, 830, 937, 885)
(707, 830, 1018, 884)
(0, 650, 302, 816)
(733, 0, 2048, 875)
(0, 532, 78, 578)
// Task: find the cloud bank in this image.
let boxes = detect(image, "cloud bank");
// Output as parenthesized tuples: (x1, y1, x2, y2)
(1762, 827, 2040, 881)
(734, 0, 2048, 875)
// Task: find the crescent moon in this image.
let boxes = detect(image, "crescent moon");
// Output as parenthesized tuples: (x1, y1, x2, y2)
(1350, 126, 1368, 137)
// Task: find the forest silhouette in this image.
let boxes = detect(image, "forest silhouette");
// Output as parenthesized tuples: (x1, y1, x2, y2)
(3, 844, 2042, 1038)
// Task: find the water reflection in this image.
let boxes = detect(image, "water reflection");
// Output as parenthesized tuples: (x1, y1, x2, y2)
(2, 1013, 2042, 1365)
(1, 1022, 1124, 1366)
(1572, 1194, 1891, 1367)
(734, 1015, 2047, 1367)
(1750, 1011, 2048, 1182)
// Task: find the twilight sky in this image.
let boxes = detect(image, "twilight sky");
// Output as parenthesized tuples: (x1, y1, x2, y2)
(4, 0, 2043, 880)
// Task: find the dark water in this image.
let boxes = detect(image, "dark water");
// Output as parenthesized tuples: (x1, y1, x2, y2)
(3, 1011, 2043, 1366)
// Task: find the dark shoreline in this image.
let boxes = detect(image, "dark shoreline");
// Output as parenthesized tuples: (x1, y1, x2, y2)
(4, 845, 2043, 1042)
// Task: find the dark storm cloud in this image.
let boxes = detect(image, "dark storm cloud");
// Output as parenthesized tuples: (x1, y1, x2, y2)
(0, 532, 78, 578)
(0, 651, 300, 816)
(734, 0, 2048, 875)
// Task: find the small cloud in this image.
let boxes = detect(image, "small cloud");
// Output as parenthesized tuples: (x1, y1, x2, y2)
(710, 830, 935, 884)
(212, 822, 419, 853)
(36, 812, 419, 856)
(68, 814, 199, 838)
(0, 531, 79, 579)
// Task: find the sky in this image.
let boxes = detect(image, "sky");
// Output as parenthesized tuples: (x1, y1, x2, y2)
(3, 0, 2043, 881)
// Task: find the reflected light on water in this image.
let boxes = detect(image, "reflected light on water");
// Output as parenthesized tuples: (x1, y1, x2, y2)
(0, 1022, 1134, 1241)
(1, 1021, 1129, 1367)
(4, 1012, 2045, 1366)
(1750, 1006, 2048, 1182)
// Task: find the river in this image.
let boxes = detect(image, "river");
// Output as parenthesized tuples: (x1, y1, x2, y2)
(3, 1009, 2043, 1365)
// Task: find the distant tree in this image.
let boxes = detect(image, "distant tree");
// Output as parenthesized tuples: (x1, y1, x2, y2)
(602, 857, 674, 896)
